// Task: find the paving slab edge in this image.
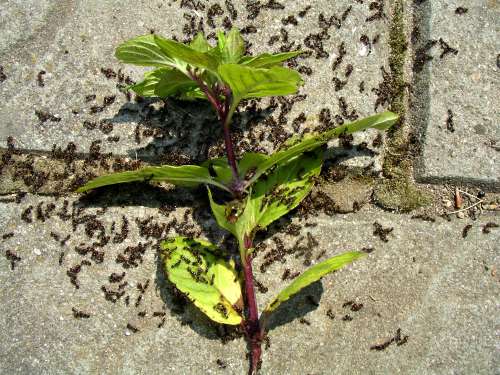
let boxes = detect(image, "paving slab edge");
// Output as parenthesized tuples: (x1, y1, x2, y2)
(410, 1, 500, 192)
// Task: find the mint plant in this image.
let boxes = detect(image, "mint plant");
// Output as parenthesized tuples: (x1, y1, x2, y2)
(78, 28, 398, 374)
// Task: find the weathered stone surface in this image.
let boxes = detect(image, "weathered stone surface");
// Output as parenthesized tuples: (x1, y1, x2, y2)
(312, 176, 374, 213)
(0, 0, 62, 55)
(1, 1, 499, 374)
(0, 150, 146, 195)
(412, 1, 500, 189)
(0, 0, 392, 172)
(0, 195, 498, 374)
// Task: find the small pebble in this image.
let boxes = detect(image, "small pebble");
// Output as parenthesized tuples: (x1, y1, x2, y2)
(456, 211, 465, 219)
(34, 249, 42, 256)
(358, 44, 369, 57)
(125, 330, 131, 336)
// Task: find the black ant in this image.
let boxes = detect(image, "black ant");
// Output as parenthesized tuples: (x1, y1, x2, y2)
(126, 323, 139, 333)
(72, 308, 90, 319)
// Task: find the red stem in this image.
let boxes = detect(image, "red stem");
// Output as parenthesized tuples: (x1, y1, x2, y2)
(222, 112, 240, 186)
(188, 69, 242, 193)
(242, 237, 262, 375)
(187, 68, 220, 112)
(189, 68, 260, 371)
(219, 87, 241, 191)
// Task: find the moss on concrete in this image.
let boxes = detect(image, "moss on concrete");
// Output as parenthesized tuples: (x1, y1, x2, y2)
(374, 175, 431, 213)
(387, 0, 407, 122)
(374, 0, 431, 212)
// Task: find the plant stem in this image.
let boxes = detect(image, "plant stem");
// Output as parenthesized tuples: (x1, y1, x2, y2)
(242, 236, 262, 375)
(188, 68, 242, 194)
(187, 68, 220, 114)
(221, 108, 241, 190)
(219, 86, 242, 193)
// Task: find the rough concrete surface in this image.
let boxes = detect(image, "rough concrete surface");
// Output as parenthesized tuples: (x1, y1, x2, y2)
(0, 0, 392, 172)
(0, 195, 498, 375)
(0, 0, 499, 374)
(412, 0, 499, 188)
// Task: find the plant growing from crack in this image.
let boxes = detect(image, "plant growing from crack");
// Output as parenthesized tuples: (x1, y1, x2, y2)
(77, 28, 398, 374)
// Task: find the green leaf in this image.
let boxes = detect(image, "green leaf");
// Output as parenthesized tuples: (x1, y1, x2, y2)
(189, 32, 211, 53)
(253, 149, 322, 229)
(219, 64, 303, 106)
(204, 112, 397, 243)
(178, 86, 209, 101)
(216, 30, 227, 52)
(238, 153, 269, 179)
(207, 188, 238, 236)
(76, 165, 231, 193)
(208, 188, 261, 253)
(263, 252, 366, 314)
(221, 28, 245, 64)
(247, 111, 399, 187)
(202, 152, 268, 186)
(128, 68, 205, 100)
(161, 237, 242, 325)
(202, 158, 233, 185)
(206, 151, 320, 247)
(115, 35, 176, 67)
(240, 51, 303, 68)
(155, 35, 219, 73)
(128, 68, 171, 97)
(154, 69, 199, 97)
(206, 151, 320, 241)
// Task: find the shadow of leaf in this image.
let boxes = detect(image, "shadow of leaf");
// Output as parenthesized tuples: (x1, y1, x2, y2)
(265, 280, 324, 332)
(104, 97, 277, 165)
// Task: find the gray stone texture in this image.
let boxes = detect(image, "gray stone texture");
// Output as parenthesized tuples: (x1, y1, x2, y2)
(0, 0, 392, 172)
(413, 0, 499, 188)
(1, 1, 500, 374)
(0, 195, 498, 374)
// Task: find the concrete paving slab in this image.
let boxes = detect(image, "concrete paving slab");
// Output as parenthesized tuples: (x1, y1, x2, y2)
(0, 194, 498, 374)
(1, 2, 499, 374)
(412, 1, 500, 189)
(0, 0, 393, 171)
